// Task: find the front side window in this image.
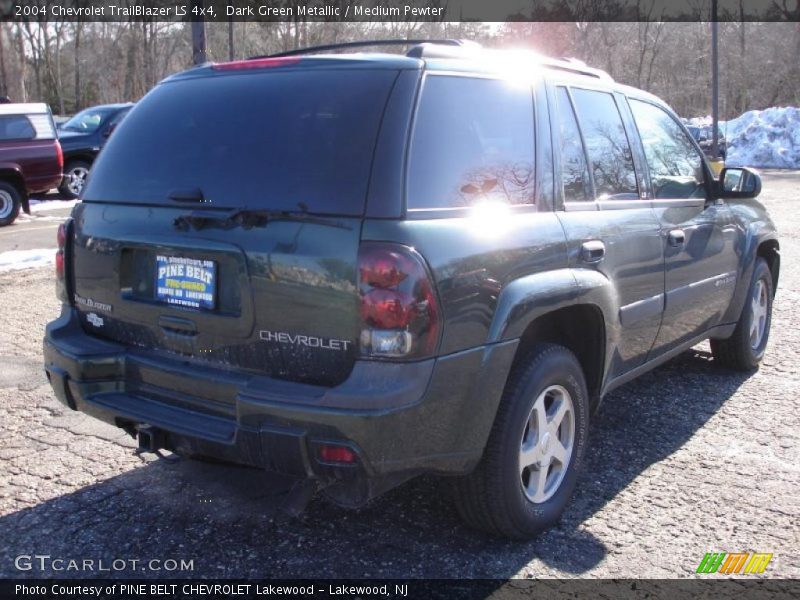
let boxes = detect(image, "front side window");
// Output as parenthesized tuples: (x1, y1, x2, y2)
(629, 99, 705, 199)
(555, 87, 591, 202)
(407, 75, 535, 209)
(61, 108, 115, 133)
(570, 88, 639, 200)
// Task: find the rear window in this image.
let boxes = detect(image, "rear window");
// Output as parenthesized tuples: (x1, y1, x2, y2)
(0, 114, 54, 141)
(83, 69, 398, 215)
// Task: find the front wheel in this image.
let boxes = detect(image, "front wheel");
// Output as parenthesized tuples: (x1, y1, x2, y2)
(452, 343, 589, 539)
(0, 181, 21, 226)
(59, 160, 91, 199)
(711, 258, 773, 370)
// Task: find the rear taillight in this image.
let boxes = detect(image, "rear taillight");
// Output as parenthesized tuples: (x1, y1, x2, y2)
(358, 243, 440, 359)
(318, 445, 357, 465)
(55, 140, 63, 172)
(55, 219, 72, 303)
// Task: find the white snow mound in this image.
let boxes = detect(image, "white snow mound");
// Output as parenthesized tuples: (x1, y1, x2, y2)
(686, 107, 800, 168)
(723, 107, 800, 169)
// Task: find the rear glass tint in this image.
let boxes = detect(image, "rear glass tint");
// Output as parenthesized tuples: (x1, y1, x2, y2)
(83, 69, 398, 215)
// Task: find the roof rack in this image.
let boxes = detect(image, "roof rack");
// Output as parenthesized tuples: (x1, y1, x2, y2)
(257, 39, 474, 59)
(253, 39, 612, 82)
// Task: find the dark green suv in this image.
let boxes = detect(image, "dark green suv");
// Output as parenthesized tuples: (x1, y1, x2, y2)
(44, 40, 779, 539)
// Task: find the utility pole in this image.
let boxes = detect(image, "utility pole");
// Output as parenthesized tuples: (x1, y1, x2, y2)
(191, 0, 206, 65)
(711, 0, 720, 160)
(228, 15, 234, 61)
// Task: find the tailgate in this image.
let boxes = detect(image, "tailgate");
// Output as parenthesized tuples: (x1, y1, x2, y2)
(70, 202, 361, 387)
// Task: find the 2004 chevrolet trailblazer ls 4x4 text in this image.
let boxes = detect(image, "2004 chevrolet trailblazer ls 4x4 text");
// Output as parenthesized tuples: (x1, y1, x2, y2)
(43, 40, 779, 539)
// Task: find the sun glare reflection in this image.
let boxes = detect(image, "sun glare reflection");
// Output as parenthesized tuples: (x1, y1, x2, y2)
(467, 201, 514, 238)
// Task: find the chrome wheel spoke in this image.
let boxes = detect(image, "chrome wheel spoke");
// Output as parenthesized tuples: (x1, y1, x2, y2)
(550, 397, 568, 431)
(550, 438, 569, 465)
(528, 465, 549, 503)
(519, 445, 539, 473)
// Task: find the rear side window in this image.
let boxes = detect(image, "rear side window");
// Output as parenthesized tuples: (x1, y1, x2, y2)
(407, 75, 534, 209)
(628, 99, 705, 199)
(555, 87, 591, 202)
(0, 115, 36, 141)
(83, 70, 398, 215)
(569, 88, 638, 200)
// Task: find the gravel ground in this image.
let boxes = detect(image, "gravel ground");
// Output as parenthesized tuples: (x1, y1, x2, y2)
(0, 171, 798, 580)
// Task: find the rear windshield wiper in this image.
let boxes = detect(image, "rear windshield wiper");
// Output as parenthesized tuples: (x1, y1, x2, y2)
(173, 207, 350, 231)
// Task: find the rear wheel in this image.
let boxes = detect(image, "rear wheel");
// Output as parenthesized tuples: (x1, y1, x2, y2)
(453, 343, 589, 539)
(59, 160, 91, 198)
(711, 258, 773, 370)
(0, 181, 21, 227)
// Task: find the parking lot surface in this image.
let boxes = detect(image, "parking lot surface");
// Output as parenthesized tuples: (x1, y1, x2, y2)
(0, 172, 798, 579)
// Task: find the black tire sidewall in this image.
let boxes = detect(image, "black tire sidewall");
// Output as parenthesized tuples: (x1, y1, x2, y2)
(497, 348, 589, 536)
(0, 181, 21, 226)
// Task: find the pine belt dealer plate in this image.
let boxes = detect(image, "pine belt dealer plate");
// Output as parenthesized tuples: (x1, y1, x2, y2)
(155, 255, 216, 310)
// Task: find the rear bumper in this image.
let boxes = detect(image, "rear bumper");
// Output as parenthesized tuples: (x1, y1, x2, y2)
(43, 307, 517, 506)
(26, 173, 63, 195)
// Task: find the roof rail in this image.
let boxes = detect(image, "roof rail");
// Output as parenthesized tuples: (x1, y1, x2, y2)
(257, 39, 471, 59)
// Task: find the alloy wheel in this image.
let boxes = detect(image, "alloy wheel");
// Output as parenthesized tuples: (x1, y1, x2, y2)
(519, 384, 575, 503)
(66, 166, 90, 196)
(750, 277, 769, 349)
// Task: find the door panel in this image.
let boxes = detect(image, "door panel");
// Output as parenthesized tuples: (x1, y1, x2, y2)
(651, 201, 738, 352)
(626, 98, 738, 355)
(550, 84, 664, 379)
(558, 208, 665, 377)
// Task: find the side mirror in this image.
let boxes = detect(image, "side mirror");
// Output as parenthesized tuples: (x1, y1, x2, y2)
(719, 167, 762, 199)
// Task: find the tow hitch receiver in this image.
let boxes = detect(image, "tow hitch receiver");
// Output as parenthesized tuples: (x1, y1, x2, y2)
(136, 425, 163, 454)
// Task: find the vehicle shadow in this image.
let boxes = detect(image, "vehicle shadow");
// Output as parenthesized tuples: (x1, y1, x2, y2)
(0, 347, 752, 579)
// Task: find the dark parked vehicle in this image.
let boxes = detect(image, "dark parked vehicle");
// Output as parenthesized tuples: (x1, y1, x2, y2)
(44, 41, 779, 539)
(57, 103, 133, 198)
(688, 124, 727, 159)
(0, 102, 63, 226)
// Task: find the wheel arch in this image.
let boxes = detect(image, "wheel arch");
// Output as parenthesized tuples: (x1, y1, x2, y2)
(0, 167, 28, 213)
(510, 304, 607, 409)
(487, 268, 616, 409)
(757, 238, 780, 295)
(63, 153, 95, 168)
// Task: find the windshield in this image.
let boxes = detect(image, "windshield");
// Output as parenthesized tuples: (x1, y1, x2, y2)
(61, 107, 115, 132)
(83, 69, 398, 215)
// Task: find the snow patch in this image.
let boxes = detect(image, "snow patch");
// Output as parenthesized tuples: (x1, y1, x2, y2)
(29, 198, 79, 213)
(687, 107, 800, 169)
(0, 248, 57, 273)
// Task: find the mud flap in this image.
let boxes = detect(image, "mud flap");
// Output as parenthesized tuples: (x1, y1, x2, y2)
(21, 196, 30, 215)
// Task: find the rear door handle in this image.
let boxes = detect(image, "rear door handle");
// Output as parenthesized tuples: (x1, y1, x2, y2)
(580, 240, 606, 263)
(668, 229, 686, 247)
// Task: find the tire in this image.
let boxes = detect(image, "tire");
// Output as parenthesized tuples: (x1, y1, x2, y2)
(453, 343, 589, 539)
(58, 160, 91, 199)
(0, 181, 21, 227)
(711, 258, 773, 371)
